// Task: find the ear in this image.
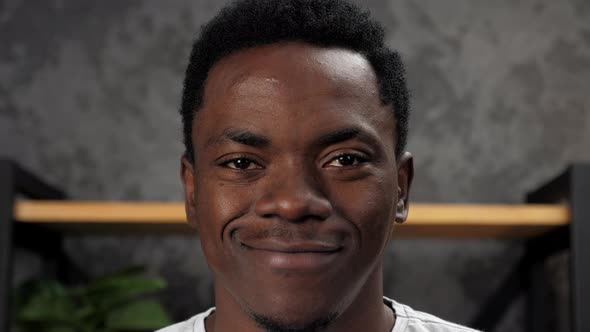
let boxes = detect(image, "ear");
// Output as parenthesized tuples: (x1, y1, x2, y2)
(394, 152, 414, 224)
(181, 155, 198, 229)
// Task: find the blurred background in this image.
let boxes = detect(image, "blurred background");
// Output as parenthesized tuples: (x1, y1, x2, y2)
(1, 0, 589, 331)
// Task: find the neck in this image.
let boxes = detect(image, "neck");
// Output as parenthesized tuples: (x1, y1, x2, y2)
(206, 263, 394, 332)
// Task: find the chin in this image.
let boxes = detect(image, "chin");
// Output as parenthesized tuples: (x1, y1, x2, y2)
(240, 289, 341, 331)
(217, 278, 339, 332)
(221, 257, 365, 330)
(249, 307, 338, 332)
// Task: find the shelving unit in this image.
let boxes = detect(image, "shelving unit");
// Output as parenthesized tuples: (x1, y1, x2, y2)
(13, 200, 569, 237)
(1, 159, 588, 332)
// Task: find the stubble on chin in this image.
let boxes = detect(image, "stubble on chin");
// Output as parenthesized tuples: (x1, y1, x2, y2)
(249, 310, 338, 332)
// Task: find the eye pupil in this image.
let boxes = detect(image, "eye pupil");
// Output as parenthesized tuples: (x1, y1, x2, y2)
(338, 155, 355, 166)
(233, 158, 251, 169)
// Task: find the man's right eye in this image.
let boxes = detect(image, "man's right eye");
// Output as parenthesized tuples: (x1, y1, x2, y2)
(221, 158, 261, 170)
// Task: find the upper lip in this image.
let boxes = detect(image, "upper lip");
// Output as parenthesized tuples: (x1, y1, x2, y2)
(241, 239, 343, 253)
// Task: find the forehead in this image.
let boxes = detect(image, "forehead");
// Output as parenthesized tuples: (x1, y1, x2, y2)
(205, 42, 378, 97)
(195, 42, 394, 148)
(203, 42, 379, 103)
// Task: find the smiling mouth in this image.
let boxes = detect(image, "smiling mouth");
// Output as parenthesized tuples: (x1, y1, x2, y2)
(239, 240, 344, 271)
(240, 241, 343, 253)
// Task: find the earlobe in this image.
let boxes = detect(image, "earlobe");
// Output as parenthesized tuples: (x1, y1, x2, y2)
(181, 155, 198, 229)
(394, 152, 414, 224)
(394, 200, 405, 224)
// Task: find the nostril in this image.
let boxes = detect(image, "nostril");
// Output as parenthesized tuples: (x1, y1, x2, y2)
(254, 179, 332, 222)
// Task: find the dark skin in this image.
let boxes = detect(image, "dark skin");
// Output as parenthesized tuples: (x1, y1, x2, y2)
(181, 42, 413, 332)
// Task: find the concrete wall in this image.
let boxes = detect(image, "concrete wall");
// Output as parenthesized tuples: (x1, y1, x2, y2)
(2, 0, 589, 330)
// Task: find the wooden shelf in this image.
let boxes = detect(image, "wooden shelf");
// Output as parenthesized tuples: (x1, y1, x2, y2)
(13, 200, 569, 238)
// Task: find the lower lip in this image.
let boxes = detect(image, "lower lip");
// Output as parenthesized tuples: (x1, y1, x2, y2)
(242, 246, 343, 271)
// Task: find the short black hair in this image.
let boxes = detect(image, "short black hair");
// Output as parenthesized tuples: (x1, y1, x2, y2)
(181, 0, 410, 161)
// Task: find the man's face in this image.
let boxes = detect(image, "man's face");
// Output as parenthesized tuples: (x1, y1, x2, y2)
(182, 42, 412, 327)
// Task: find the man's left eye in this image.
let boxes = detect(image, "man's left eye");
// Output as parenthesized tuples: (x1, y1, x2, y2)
(326, 154, 367, 167)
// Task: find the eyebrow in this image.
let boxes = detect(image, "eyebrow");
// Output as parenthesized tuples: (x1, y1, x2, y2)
(209, 128, 271, 148)
(208, 127, 380, 149)
(316, 127, 378, 147)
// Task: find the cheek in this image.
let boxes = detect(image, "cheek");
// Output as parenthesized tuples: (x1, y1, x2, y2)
(193, 176, 252, 268)
(331, 175, 396, 250)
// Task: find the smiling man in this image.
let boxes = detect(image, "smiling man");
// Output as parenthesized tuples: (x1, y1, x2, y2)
(159, 0, 479, 331)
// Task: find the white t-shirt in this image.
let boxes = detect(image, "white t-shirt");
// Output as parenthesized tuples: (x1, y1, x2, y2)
(157, 297, 481, 332)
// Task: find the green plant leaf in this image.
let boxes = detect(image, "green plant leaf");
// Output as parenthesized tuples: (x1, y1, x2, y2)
(14, 323, 77, 332)
(13, 267, 172, 332)
(39, 327, 77, 332)
(69, 267, 147, 298)
(105, 299, 172, 330)
(84, 266, 147, 286)
(16, 280, 76, 324)
(81, 276, 167, 309)
(72, 304, 96, 321)
(13, 279, 41, 312)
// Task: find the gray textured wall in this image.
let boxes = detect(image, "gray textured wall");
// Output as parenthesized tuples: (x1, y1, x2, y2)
(2, 0, 589, 331)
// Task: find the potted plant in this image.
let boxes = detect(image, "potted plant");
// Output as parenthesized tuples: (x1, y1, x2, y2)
(13, 267, 173, 332)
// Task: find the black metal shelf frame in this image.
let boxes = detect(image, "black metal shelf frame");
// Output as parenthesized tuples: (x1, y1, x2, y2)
(0, 160, 66, 331)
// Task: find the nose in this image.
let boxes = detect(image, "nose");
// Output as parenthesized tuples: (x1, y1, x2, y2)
(254, 166, 332, 223)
